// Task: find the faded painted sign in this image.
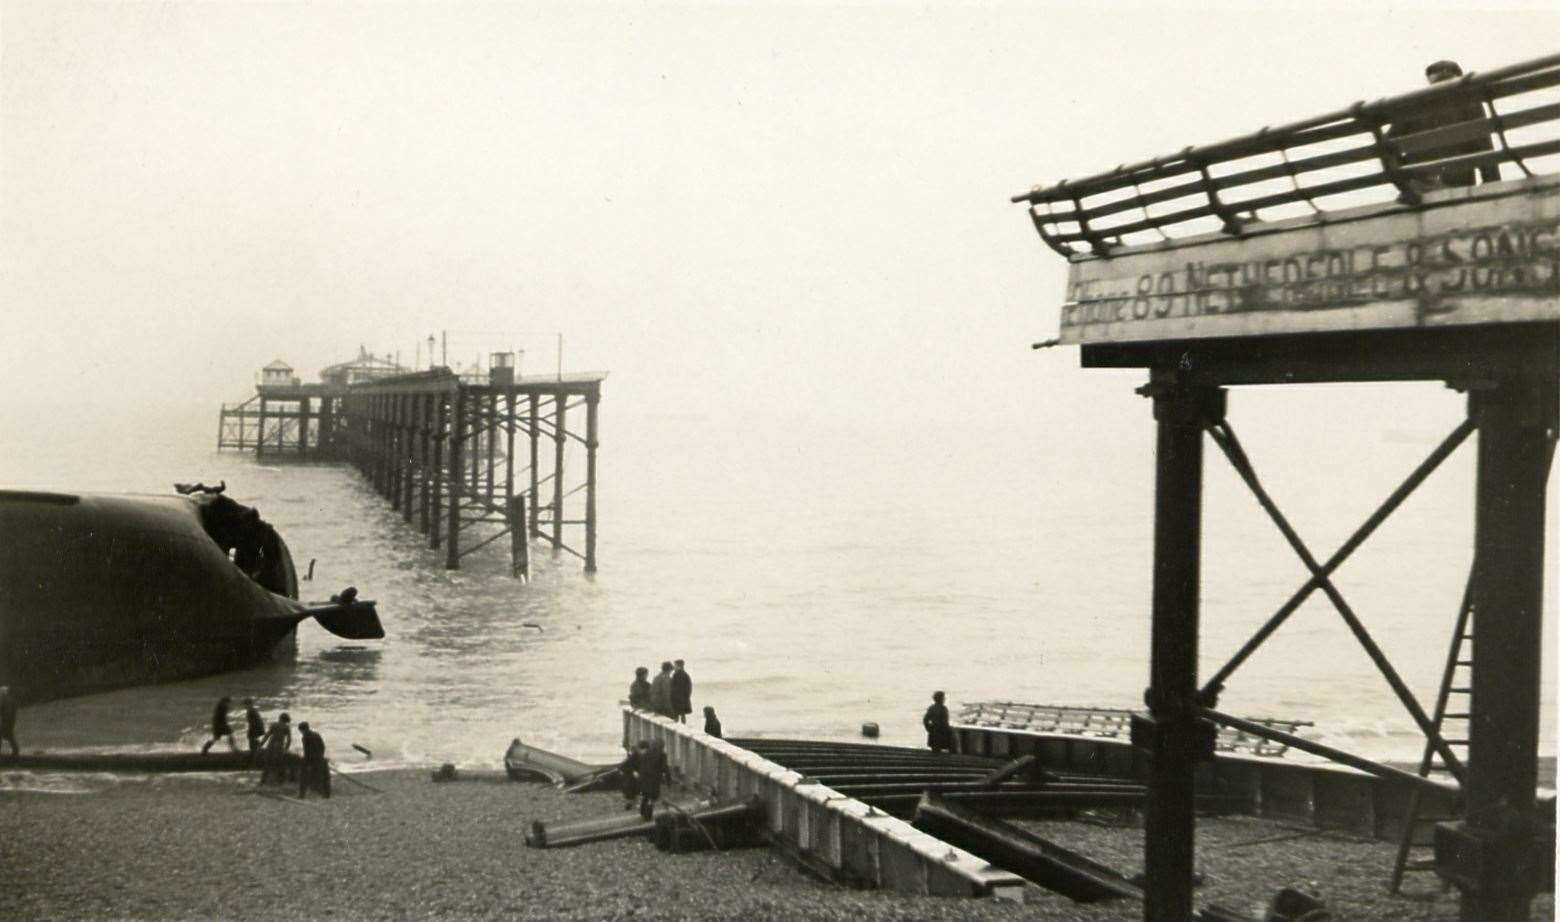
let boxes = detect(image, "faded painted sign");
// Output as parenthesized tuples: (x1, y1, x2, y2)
(1057, 181, 1560, 345)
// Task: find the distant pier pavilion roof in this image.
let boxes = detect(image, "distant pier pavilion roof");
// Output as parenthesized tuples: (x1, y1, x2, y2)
(1012, 52, 1560, 347)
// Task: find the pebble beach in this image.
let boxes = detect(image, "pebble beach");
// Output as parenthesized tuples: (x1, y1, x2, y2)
(2, 768, 1552, 921)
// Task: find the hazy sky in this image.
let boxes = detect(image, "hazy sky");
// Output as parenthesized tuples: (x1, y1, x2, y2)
(3, 1, 1558, 433)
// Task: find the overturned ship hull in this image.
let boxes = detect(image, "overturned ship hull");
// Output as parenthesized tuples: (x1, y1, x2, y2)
(0, 489, 382, 704)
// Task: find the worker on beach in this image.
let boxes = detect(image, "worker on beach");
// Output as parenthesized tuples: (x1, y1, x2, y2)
(923, 691, 956, 753)
(702, 706, 722, 739)
(297, 721, 330, 799)
(628, 666, 652, 710)
(201, 696, 238, 753)
(637, 739, 671, 820)
(243, 698, 266, 758)
(671, 659, 693, 724)
(258, 712, 292, 785)
(0, 686, 18, 757)
(618, 741, 646, 811)
(650, 661, 674, 718)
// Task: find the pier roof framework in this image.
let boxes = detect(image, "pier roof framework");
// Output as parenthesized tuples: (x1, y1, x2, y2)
(1015, 52, 1559, 922)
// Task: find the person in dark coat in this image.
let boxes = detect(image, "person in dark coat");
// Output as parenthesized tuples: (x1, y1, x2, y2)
(0, 686, 18, 757)
(243, 698, 266, 757)
(201, 696, 238, 753)
(649, 662, 674, 718)
(638, 739, 671, 820)
(619, 741, 647, 811)
(297, 721, 330, 799)
(670, 659, 693, 724)
(702, 706, 722, 739)
(628, 667, 652, 710)
(923, 691, 955, 753)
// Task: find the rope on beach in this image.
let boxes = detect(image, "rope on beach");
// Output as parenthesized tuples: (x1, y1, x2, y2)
(663, 802, 721, 852)
(328, 762, 386, 794)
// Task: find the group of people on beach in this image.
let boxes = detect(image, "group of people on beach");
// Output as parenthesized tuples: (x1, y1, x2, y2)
(200, 695, 331, 799)
(627, 660, 721, 738)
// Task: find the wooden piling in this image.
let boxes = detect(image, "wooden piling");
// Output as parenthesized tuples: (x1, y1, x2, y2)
(509, 494, 529, 579)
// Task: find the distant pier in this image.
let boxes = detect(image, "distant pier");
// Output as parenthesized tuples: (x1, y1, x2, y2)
(218, 355, 605, 574)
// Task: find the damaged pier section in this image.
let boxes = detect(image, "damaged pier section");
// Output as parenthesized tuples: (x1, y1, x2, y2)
(344, 370, 605, 575)
(219, 362, 606, 574)
(1013, 51, 1560, 921)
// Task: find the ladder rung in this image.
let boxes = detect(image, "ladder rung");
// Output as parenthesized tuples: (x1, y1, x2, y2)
(1441, 713, 1470, 720)
(1449, 687, 1471, 694)
(1406, 859, 1439, 871)
(1455, 660, 1472, 667)
(1442, 739, 1469, 745)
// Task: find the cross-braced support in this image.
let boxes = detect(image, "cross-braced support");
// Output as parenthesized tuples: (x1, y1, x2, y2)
(339, 370, 605, 576)
(1199, 415, 1475, 784)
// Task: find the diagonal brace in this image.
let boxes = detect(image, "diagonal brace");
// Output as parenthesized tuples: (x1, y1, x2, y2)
(1201, 416, 1474, 697)
(1202, 419, 1469, 783)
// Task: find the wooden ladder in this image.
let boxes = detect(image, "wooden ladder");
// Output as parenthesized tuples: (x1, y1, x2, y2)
(1388, 569, 1474, 895)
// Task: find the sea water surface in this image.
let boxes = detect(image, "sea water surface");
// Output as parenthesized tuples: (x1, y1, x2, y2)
(1, 388, 1554, 782)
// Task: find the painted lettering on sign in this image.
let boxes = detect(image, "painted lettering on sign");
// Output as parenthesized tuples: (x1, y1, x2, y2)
(1060, 219, 1560, 332)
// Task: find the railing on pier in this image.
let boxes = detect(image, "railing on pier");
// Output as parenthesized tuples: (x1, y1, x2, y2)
(958, 701, 1312, 759)
(1012, 52, 1560, 258)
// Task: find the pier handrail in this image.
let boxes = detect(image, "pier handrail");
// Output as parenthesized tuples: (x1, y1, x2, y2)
(1011, 52, 1560, 259)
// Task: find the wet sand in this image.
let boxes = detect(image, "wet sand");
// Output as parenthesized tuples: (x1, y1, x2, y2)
(0, 769, 1551, 921)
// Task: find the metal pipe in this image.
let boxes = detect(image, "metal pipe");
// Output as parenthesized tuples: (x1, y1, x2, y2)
(1199, 709, 1458, 797)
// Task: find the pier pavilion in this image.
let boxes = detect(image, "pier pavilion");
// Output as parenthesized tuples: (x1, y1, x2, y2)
(1013, 52, 1559, 920)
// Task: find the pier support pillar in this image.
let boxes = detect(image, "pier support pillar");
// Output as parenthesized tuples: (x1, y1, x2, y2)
(510, 494, 529, 580)
(431, 393, 446, 551)
(299, 397, 311, 456)
(402, 395, 416, 522)
(446, 387, 465, 569)
(1139, 372, 1221, 922)
(419, 393, 432, 534)
(552, 394, 566, 551)
(1444, 377, 1556, 921)
(318, 396, 335, 457)
(256, 396, 268, 459)
(529, 394, 541, 538)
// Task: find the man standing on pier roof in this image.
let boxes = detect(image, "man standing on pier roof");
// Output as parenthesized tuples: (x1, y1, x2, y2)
(1388, 59, 1500, 193)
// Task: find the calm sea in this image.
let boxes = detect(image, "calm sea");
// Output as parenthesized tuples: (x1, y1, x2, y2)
(1, 392, 1554, 785)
